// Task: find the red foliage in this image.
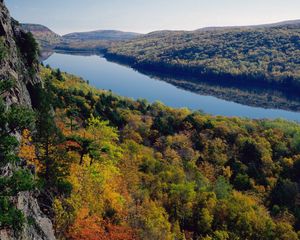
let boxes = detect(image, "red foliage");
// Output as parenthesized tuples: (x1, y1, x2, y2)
(105, 223, 139, 240)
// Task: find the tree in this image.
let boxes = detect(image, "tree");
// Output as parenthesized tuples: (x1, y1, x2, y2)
(33, 81, 64, 183)
(66, 116, 121, 166)
(272, 179, 298, 209)
(133, 201, 173, 240)
(55, 68, 64, 81)
(168, 182, 196, 224)
(16, 31, 39, 75)
(19, 129, 41, 173)
(214, 176, 232, 200)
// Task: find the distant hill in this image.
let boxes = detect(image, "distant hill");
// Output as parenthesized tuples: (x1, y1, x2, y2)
(21, 23, 62, 49)
(106, 19, 300, 91)
(252, 19, 300, 28)
(63, 30, 141, 41)
(21, 24, 142, 51)
(196, 19, 300, 31)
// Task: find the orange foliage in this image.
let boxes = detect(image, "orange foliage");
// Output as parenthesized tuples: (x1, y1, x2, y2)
(105, 224, 138, 240)
(55, 109, 72, 135)
(68, 208, 138, 240)
(67, 208, 103, 240)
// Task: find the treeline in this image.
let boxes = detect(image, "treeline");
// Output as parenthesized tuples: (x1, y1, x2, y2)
(106, 25, 300, 91)
(19, 65, 300, 239)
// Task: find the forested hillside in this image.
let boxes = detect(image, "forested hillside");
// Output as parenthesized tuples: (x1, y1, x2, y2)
(106, 23, 300, 91)
(63, 30, 141, 41)
(20, 63, 300, 239)
(21, 24, 141, 52)
(21, 23, 63, 49)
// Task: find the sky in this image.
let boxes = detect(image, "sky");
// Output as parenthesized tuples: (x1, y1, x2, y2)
(4, 0, 300, 35)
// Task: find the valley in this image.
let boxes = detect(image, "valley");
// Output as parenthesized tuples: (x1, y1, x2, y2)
(2, 1, 300, 239)
(44, 51, 300, 121)
(22, 22, 300, 118)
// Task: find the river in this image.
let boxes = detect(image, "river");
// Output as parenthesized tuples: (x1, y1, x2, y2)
(43, 52, 300, 122)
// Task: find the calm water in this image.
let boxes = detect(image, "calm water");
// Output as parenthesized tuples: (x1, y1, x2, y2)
(44, 52, 300, 122)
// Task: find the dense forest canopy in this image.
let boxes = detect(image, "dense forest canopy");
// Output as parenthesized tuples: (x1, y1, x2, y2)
(16, 64, 300, 239)
(106, 23, 300, 90)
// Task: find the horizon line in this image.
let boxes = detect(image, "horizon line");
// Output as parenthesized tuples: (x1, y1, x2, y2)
(21, 17, 300, 36)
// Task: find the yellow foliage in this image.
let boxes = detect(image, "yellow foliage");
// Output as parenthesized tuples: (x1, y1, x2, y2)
(53, 198, 75, 237)
(67, 160, 125, 220)
(19, 129, 42, 173)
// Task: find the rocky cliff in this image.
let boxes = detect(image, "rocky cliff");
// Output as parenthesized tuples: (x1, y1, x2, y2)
(0, 0, 55, 239)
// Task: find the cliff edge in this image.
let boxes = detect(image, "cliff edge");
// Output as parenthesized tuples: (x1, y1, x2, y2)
(0, 0, 55, 239)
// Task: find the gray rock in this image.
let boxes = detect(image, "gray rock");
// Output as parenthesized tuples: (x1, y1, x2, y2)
(16, 192, 56, 240)
(0, 1, 56, 239)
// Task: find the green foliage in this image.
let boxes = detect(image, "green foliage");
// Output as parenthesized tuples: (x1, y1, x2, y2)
(32, 80, 66, 187)
(214, 176, 232, 199)
(0, 170, 35, 195)
(9, 170, 36, 195)
(0, 75, 35, 232)
(0, 197, 25, 232)
(6, 105, 36, 132)
(107, 25, 300, 90)
(0, 79, 16, 95)
(52, 68, 64, 81)
(272, 179, 299, 209)
(0, 102, 35, 160)
(40, 67, 300, 239)
(0, 83, 35, 164)
(234, 173, 251, 191)
(135, 201, 173, 240)
(16, 31, 39, 76)
(0, 83, 35, 232)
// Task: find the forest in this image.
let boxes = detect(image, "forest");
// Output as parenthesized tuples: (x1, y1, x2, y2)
(8, 63, 300, 239)
(2, 12, 300, 239)
(106, 24, 300, 91)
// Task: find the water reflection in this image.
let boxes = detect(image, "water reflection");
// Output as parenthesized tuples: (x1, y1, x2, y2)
(42, 51, 300, 121)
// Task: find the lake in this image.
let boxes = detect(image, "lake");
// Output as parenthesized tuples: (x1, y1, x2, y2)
(43, 52, 300, 122)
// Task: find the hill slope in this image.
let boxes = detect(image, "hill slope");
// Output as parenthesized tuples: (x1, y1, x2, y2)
(21, 24, 142, 52)
(34, 65, 300, 239)
(196, 19, 300, 31)
(57, 30, 142, 52)
(21, 23, 62, 49)
(63, 29, 141, 41)
(106, 20, 300, 91)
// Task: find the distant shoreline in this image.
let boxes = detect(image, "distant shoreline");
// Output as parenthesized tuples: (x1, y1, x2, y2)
(43, 49, 300, 113)
(104, 51, 300, 94)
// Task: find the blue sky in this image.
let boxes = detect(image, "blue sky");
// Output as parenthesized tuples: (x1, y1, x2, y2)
(5, 0, 300, 35)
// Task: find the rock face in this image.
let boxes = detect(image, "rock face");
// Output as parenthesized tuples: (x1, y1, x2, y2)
(16, 192, 56, 240)
(0, 1, 56, 239)
(0, 0, 38, 107)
